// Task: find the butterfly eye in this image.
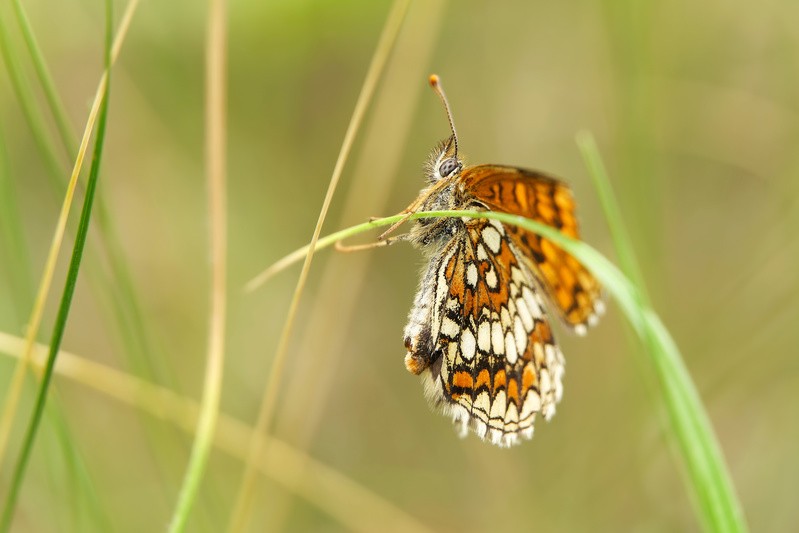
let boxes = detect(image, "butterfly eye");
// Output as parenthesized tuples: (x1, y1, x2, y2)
(438, 157, 459, 177)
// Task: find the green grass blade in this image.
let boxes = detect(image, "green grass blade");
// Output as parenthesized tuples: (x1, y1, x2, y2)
(46, 399, 114, 531)
(1, 131, 110, 531)
(10, 0, 177, 379)
(0, 1, 113, 526)
(10, 0, 78, 158)
(2, 0, 189, 510)
(6, 0, 175, 386)
(576, 131, 649, 304)
(0, 128, 35, 322)
(0, 11, 65, 191)
(576, 132, 747, 532)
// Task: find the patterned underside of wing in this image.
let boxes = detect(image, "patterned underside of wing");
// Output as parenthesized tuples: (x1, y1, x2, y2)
(404, 218, 565, 447)
(460, 165, 604, 333)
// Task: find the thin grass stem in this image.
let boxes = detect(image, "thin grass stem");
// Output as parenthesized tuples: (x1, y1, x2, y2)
(0, 129, 34, 320)
(166, 0, 228, 529)
(10, 0, 78, 158)
(224, 1, 411, 530)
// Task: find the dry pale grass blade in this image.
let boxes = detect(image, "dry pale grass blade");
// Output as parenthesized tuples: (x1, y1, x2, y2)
(166, 0, 228, 530)
(244, 247, 309, 292)
(0, 0, 141, 467)
(224, 1, 411, 531)
(0, 332, 434, 533)
(244, 220, 391, 291)
(266, 1, 449, 529)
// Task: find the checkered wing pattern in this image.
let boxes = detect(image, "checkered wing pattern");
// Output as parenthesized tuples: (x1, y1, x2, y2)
(404, 217, 565, 447)
(461, 165, 604, 333)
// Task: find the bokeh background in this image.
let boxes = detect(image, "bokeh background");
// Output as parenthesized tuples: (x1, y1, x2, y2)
(1, 0, 797, 531)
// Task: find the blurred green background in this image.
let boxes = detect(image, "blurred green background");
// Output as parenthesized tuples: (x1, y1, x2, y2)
(1, 0, 798, 531)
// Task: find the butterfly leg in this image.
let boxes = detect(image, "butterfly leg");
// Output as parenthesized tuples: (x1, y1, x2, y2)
(334, 234, 408, 253)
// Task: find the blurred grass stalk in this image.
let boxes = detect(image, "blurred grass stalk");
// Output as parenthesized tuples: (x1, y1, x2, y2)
(225, 1, 411, 531)
(577, 132, 747, 533)
(0, 0, 113, 528)
(263, 1, 449, 529)
(0, 0, 178, 435)
(0, 332, 434, 533)
(0, 0, 197, 523)
(0, 0, 190, 528)
(166, 0, 229, 530)
(0, 0, 160, 460)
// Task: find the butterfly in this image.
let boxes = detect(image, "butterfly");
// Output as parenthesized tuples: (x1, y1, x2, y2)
(394, 75, 604, 448)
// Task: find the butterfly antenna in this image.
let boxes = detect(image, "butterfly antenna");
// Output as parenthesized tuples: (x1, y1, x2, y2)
(380, 75, 458, 242)
(429, 74, 459, 157)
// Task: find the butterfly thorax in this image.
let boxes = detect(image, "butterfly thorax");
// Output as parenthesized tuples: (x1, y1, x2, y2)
(408, 137, 485, 252)
(408, 182, 467, 251)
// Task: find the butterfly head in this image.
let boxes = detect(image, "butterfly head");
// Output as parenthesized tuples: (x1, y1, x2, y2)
(427, 135, 463, 182)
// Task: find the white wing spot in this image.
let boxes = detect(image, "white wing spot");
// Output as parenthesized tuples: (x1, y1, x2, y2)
(432, 248, 455, 342)
(505, 331, 518, 364)
(466, 262, 478, 287)
(460, 328, 476, 361)
(516, 298, 533, 331)
(520, 390, 541, 420)
(477, 321, 491, 352)
(481, 226, 502, 254)
(522, 286, 542, 319)
(505, 401, 519, 426)
(446, 297, 459, 311)
(490, 390, 507, 421)
(514, 315, 528, 356)
(510, 266, 525, 284)
(491, 321, 505, 355)
(500, 306, 512, 329)
(440, 316, 459, 339)
(474, 392, 491, 415)
(447, 341, 458, 362)
(485, 266, 498, 288)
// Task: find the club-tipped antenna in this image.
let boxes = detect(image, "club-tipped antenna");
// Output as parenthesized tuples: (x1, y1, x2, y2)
(429, 74, 459, 157)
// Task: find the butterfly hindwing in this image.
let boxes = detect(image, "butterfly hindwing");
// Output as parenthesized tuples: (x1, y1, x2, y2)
(404, 217, 565, 447)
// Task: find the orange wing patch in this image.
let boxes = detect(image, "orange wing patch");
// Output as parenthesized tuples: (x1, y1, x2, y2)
(460, 165, 604, 333)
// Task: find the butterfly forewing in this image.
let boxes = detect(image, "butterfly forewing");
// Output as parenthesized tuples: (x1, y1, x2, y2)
(460, 165, 604, 333)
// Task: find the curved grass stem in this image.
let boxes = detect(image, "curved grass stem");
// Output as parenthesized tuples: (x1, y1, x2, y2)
(246, 205, 746, 533)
